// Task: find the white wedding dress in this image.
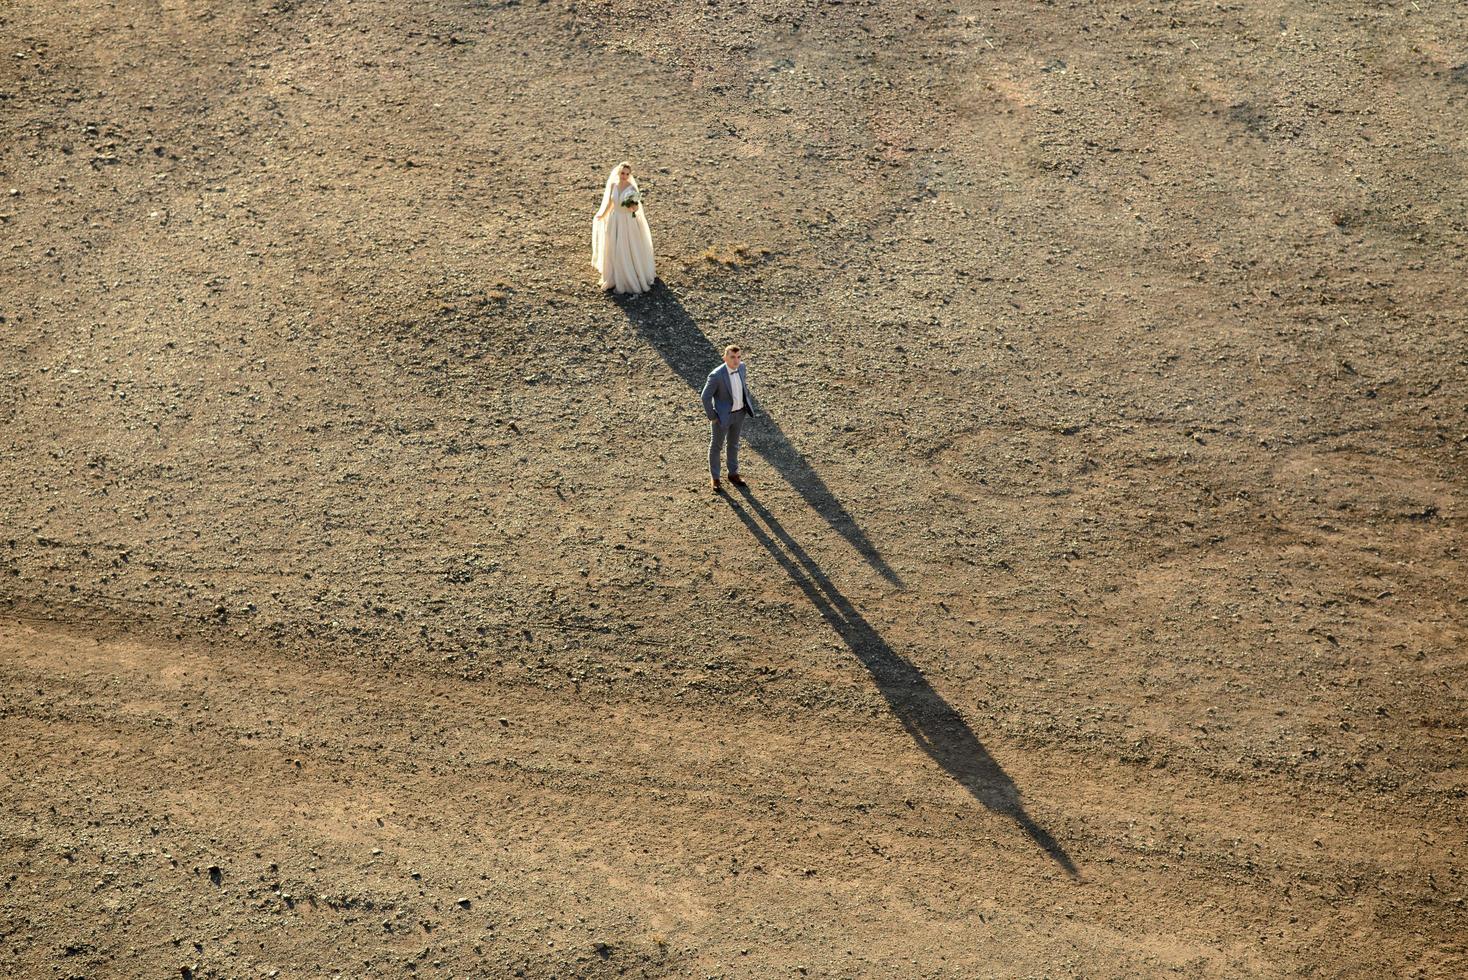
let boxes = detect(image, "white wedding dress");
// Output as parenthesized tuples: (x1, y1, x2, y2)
(591, 182, 656, 294)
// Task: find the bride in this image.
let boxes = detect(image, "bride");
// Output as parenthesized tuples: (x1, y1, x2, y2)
(590, 161, 656, 294)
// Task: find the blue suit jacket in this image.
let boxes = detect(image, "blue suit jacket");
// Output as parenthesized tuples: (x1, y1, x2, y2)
(701, 363, 759, 427)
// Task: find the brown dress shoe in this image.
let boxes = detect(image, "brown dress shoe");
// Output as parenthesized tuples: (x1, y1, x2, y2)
(710, 478, 723, 493)
(728, 473, 747, 487)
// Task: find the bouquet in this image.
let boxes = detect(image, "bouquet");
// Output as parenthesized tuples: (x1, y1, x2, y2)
(622, 189, 642, 210)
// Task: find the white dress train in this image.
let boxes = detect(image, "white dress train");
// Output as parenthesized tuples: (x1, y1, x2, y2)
(591, 184, 656, 294)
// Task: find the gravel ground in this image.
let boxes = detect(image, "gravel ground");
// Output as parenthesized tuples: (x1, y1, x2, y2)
(1, 0, 1465, 976)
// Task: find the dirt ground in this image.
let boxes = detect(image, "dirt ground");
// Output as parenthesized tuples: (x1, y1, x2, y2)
(2, 0, 1465, 976)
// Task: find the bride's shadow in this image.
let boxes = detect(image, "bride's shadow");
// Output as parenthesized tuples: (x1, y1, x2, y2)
(727, 485, 1078, 876)
(614, 283, 904, 588)
(613, 282, 1074, 874)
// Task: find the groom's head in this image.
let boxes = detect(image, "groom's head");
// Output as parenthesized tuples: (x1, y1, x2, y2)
(723, 345, 742, 371)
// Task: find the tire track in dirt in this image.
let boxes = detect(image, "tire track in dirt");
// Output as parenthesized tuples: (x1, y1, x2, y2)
(2, 618, 1458, 977)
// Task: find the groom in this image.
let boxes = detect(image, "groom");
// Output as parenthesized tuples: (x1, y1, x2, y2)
(701, 344, 759, 493)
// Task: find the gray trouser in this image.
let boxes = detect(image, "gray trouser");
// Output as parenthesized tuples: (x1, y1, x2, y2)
(709, 409, 748, 479)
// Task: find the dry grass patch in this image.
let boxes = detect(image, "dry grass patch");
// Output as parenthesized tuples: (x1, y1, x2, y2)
(699, 242, 774, 268)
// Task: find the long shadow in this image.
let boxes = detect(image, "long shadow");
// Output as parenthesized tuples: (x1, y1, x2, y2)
(614, 285, 903, 587)
(726, 484, 1078, 876)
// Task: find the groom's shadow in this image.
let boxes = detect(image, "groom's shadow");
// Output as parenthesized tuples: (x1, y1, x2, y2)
(727, 485, 1078, 876)
(614, 285, 903, 588)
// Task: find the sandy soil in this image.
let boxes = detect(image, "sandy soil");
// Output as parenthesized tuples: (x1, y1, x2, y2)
(2, 0, 1465, 976)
